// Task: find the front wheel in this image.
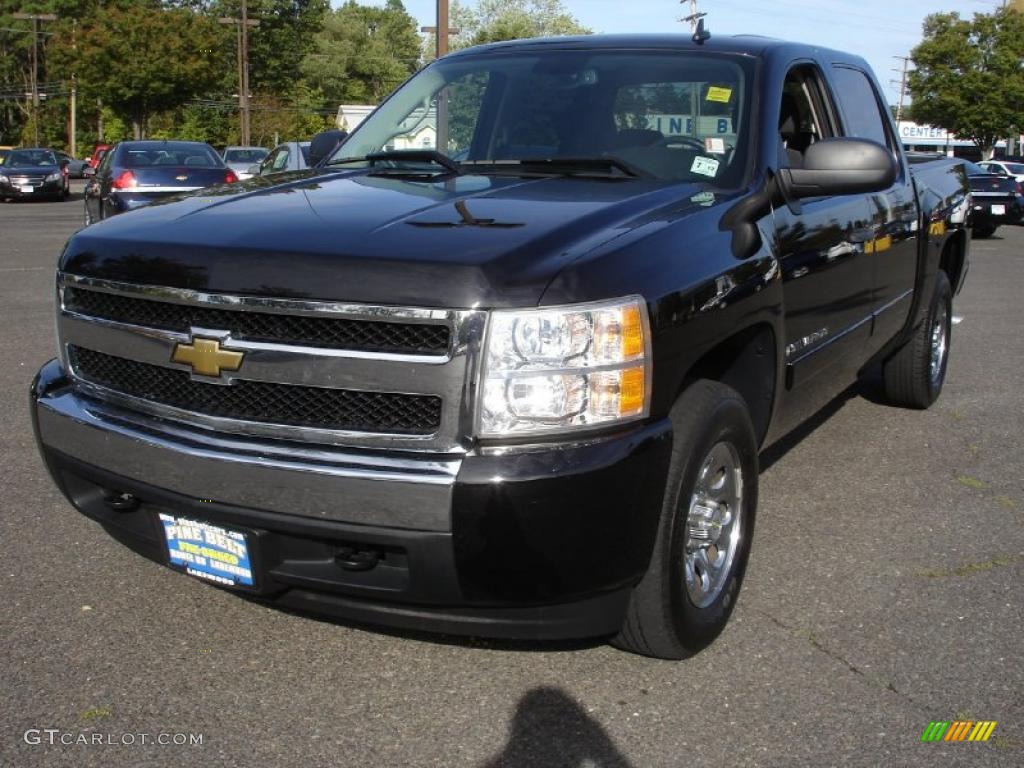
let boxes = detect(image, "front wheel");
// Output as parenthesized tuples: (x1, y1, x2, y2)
(612, 380, 758, 659)
(882, 271, 952, 409)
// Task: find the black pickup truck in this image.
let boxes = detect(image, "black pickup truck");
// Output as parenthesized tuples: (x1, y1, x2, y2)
(32, 34, 971, 659)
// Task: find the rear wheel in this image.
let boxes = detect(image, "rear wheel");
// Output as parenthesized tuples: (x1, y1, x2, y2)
(882, 271, 952, 409)
(972, 224, 996, 239)
(612, 380, 758, 659)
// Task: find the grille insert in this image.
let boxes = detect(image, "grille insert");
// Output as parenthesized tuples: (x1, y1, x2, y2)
(64, 287, 451, 356)
(70, 346, 442, 435)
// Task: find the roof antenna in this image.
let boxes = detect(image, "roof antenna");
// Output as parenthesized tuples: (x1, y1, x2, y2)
(692, 17, 711, 44)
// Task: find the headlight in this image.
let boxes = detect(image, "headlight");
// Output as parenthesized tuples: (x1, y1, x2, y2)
(45, 172, 61, 182)
(0, 174, 8, 183)
(477, 296, 651, 437)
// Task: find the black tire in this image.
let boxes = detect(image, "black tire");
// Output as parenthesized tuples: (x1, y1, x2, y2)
(882, 271, 952, 409)
(612, 380, 758, 660)
(971, 225, 996, 239)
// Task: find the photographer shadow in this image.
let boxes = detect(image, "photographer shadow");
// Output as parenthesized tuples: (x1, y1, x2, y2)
(482, 686, 634, 768)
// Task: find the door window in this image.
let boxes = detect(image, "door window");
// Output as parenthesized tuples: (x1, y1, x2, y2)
(830, 67, 892, 149)
(778, 65, 835, 168)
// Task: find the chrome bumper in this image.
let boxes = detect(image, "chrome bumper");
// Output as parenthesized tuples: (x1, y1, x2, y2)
(34, 367, 461, 532)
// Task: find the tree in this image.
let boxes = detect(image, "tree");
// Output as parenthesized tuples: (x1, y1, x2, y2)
(49, 3, 223, 138)
(908, 8, 1024, 159)
(424, 0, 589, 59)
(301, 0, 420, 105)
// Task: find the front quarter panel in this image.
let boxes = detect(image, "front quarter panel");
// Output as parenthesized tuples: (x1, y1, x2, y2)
(540, 196, 784, 424)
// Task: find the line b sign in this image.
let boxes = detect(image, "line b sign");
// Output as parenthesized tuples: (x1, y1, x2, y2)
(921, 721, 997, 742)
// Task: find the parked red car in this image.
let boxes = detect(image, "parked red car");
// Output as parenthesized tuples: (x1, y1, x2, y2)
(87, 143, 111, 169)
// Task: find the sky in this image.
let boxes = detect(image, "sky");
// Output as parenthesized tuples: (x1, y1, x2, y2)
(369, 0, 1009, 107)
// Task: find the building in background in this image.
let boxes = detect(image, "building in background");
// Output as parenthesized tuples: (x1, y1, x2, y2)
(897, 120, 1017, 160)
(335, 105, 376, 133)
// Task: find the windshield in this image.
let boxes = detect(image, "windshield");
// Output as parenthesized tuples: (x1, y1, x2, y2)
(7, 149, 57, 167)
(224, 148, 268, 163)
(119, 144, 223, 169)
(329, 50, 754, 184)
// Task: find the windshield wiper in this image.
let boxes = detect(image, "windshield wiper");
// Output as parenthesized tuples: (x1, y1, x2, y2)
(460, 156, 651, 179)
(326, 150, 462, 175)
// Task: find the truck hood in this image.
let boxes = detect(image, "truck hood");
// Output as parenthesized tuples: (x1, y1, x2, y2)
(62, 169, 727, 308)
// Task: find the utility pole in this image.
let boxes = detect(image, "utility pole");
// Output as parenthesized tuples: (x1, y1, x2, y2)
(13, 12, 58, 146)
(69, 20, 76, 158)
(891, 55, 911, 123)
(219, 1, 259, 146)
(420, 0, 459, 60)
(420, 1, 460, 152)
(681, 0, 705, 33)
(69, 76, 76, 157)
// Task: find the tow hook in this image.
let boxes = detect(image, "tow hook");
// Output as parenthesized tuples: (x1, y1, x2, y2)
(103, 491, 140, 512)
(335, 546, 382, 572)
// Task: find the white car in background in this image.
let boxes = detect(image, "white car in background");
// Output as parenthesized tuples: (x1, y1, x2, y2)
(222, 146, 269, 180)
(977, 160, 1024, 183)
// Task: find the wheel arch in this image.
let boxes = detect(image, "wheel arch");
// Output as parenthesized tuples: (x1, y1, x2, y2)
(675, 323, 777, 446)
(939, 229, 968, 295)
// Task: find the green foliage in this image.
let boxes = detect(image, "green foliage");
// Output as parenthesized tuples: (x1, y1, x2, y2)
(301, 0, 420, 105)
(908, 8, 1024, 157)
(452, 0, 589, 51)
(48, 3, 224, 137)
(248, 84, 333, 145)
(231, 0, 328, 94)
(1, 0, 590, 150)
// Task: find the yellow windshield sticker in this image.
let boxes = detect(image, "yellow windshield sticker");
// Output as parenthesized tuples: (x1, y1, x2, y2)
(706, 86, 733, 103)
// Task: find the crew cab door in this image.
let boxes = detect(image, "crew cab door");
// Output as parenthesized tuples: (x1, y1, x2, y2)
(771, 64, 872, 390)
(829, 65, 918, 349)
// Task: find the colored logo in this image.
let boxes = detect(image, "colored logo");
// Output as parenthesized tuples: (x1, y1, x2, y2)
(171, 336, 244, 378)
(921, 721, 997, 742)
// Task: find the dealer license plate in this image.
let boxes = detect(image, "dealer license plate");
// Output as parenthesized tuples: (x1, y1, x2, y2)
(19, 185, 33, 193)
(159, 513, 254, 587)
(991, 204, 1006, 215)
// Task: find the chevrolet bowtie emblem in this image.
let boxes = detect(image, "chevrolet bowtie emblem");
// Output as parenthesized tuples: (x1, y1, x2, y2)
(171, 337, 244, 377)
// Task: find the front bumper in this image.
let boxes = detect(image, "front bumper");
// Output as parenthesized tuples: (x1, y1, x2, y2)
(32, 359, 672, 640)
(1, 179, 62, 197)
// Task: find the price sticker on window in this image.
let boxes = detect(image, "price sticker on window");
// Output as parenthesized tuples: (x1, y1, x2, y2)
(706, 86, 733, 103)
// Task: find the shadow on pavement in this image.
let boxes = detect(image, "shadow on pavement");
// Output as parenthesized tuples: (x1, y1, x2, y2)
(759, 366, 889, 473)
(482, 686, 634, 768)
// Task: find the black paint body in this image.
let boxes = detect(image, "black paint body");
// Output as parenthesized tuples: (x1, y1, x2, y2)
(38, 35, 972, 638)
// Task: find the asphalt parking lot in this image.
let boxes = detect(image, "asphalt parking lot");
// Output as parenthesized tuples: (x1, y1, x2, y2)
(1, 182, 1021, 767)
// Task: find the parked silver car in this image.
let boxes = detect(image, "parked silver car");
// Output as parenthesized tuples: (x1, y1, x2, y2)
(222, 146, 269, 180)
(250, 142, 311, 177)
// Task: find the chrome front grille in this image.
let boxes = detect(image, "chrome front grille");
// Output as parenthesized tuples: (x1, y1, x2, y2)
(57, 274, 487, 452)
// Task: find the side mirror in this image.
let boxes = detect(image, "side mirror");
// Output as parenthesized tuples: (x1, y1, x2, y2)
(82, 166, 96, 178)
(780, 138, 896, 199)
(308, 129, 348, 167)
